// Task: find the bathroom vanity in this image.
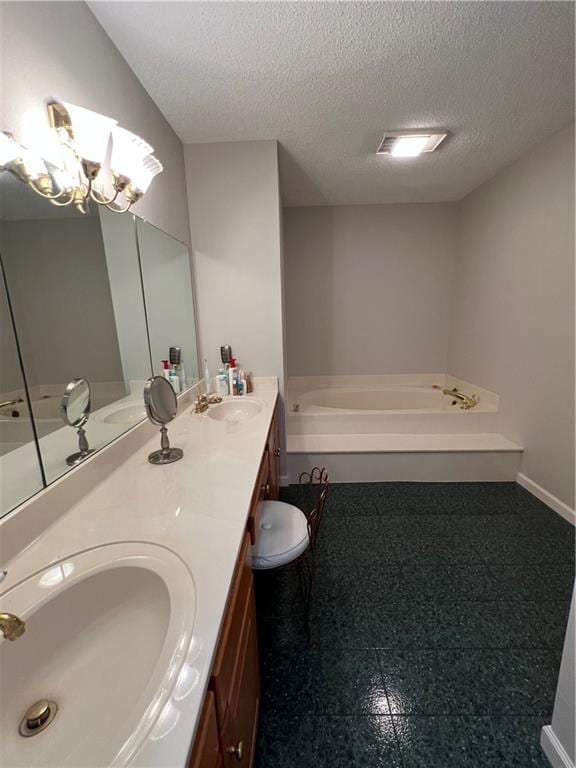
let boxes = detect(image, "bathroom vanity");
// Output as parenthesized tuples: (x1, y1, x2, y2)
(190, 403, 279, 768)
(0, 380, 280, 768)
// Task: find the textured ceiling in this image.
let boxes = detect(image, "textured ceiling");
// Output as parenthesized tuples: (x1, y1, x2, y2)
(89, 1, 574, 206)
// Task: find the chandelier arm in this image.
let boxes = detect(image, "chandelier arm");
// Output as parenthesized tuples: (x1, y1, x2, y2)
(89, 187, 119, 206)
(44, 194, 78, 207)
(27, 179, 73, 202)
(105, 199, 133, 214)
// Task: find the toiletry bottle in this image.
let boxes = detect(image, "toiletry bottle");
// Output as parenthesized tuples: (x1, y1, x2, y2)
(169, 347, 186, 391)
(169, 366, 181, 394)
(161, 360, 171, 380)
(229, 358, 238, 396)
(239, 370, 247, 396)
(204, 359, 212, 394)
(216, 369, 229, 396)
(245, 371, 253, 394)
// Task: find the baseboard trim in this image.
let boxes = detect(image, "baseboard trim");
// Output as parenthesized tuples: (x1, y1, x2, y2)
(541, 725, 575, 768)
(517, 473, 575, 526)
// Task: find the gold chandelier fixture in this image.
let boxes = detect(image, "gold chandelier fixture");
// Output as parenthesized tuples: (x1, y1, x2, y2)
(0, 99, 163, 214)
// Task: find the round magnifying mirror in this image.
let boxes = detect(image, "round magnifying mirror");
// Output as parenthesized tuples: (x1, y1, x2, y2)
(144, 376, 183, 464)
(61, 378, 93, 466)
(61, 378, 91, 427)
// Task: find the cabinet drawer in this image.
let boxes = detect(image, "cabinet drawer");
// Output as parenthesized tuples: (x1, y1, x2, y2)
(188, 691, 221, 768)
(210, 533, 253, 726)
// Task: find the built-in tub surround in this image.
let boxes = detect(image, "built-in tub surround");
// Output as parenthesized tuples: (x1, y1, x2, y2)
(0, 378, 278, 767)
(286, 374, 523, 483)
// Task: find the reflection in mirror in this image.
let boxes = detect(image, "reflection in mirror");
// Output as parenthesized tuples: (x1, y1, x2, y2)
(61, 378, 94, 466)
(143, 376, 183, 465)
(0, 259, 45, 515)
(0, 173, 152, 488)
(136, 219, 199, 389)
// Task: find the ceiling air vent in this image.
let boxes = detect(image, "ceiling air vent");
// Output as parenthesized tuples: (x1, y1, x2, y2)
(377, 131, 448, 157)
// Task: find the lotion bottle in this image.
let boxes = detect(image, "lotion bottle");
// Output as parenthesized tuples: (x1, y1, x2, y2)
(169, 367, 181, 394)
(229, 358, 238, 396)
(216, 369, 229, 396)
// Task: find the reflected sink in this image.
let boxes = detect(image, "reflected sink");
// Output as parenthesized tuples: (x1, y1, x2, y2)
(96, 404, 147, 425)
(0, 542, 195, 767)
(207, 399, 261, 423)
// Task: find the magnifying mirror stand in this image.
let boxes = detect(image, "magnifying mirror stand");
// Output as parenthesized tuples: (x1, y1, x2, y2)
(148, 424, 184, 465)
(66, 425, 94, 466)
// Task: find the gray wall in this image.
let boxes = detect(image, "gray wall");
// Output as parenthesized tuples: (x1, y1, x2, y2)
(0, 0, 190, 244)
(449, 123, 575, 508)
(1, 217, 124, 388)
(0, 248, 23, 395)
(283, 204, 458, 375)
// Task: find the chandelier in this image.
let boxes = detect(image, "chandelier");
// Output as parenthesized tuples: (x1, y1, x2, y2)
(0, 99, 163, 214)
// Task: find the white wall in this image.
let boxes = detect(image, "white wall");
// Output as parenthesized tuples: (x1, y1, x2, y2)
(542, 590, 575, 768)
(0, 1, 190, 244)
(283, 204, 458, 375)
(449, 124, 575, 508)
(184, 141, 285, 388)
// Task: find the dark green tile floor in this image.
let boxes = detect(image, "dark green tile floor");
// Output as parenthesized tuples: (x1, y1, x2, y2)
(254, 482, 575, 768)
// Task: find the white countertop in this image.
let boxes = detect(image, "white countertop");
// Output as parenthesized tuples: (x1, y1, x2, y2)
(0, 379, 278, 767)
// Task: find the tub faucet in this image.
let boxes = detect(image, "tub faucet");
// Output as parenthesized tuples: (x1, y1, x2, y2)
(0, 399, 23, 410)
(0, 613, 26, 641)
(441, 387, 479, 410)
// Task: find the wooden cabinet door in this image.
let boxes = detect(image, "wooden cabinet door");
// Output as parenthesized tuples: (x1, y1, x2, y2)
(247, 450, 270, 544)
(267, 407, 280, 501)
(210, 535, 253, 726)
(222, 592, 260, 768)
(188, 691, 222, 768)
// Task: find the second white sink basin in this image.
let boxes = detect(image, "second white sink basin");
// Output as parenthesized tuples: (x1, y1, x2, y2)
(0, 542, 195, 767)
(97, 404, 147, 425)
(207, 399, 261, 423)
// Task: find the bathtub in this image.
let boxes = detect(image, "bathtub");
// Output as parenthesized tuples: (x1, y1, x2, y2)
(297, 386, 459, 413)
(287, 374, 499, 435)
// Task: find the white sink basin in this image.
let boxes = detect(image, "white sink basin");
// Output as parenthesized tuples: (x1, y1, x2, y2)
(207, 399, 261, 423)
(0, 542, 195, 767)
(96, 404, 147, 425)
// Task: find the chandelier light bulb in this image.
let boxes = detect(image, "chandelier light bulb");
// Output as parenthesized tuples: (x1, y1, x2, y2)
(129, 154, 163, 195)
(0, 132, 22, 169)
(60, 100, 117, 167)
(111, 126, 154, 183)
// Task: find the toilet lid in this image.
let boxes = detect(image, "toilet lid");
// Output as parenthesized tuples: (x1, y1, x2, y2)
(251, 500, 310, 570)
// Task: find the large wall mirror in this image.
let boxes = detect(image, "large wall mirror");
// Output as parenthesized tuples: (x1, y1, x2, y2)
(0, 172, 199, 517)
(137, 218, 199, 386)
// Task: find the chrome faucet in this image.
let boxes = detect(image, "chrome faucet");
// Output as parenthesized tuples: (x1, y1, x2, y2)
(0, 613, 26, 641)
(441, 387, 479, 410)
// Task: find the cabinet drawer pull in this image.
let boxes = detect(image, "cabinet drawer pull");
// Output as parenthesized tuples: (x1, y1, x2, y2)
(273, 448, 280, 457)
(262, 482, 270, 496)
(227, 741, 244, 761)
